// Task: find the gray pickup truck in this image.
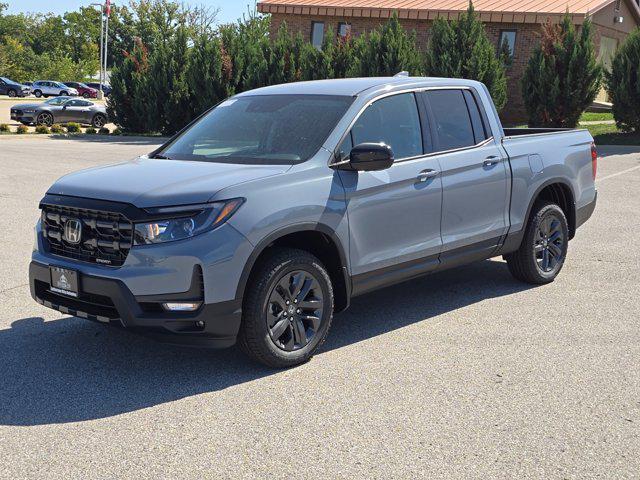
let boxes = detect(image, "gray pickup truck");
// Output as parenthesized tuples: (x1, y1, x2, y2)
(30, 77, 598, 367)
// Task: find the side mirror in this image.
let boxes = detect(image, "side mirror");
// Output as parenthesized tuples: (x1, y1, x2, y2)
(348, 143, 394, 171)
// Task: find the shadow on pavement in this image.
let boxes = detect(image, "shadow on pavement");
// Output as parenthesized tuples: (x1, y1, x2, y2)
(0, 259, 533, 426)
(596, 145, 640, 158)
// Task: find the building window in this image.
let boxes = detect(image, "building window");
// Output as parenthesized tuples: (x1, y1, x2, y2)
(311, 22, 325, 49)
(338, 22, 351, 38)
(615, 0, 621, 12)
(498, 30, 517, 58)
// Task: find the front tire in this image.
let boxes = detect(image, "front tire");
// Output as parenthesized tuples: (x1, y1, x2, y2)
(33, 90, 42, 98)
(60, 91, 69, 97)
(7, 89, 17, 98)
(238, 248, 334, 368)
(82, 92, 90, 98)
(505, 202, 569, 284)
(36, 112, 54, 127)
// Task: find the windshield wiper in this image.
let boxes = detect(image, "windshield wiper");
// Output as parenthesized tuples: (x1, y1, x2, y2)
(151, 153, 172, 159)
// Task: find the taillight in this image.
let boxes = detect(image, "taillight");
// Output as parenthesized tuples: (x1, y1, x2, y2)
(590, 142, 598, 180)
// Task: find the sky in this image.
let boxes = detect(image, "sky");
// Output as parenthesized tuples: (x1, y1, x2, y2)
(3, 0, 257, 24)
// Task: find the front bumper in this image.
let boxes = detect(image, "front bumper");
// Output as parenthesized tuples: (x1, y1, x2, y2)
(29, 261, 242, 348)
(11, 114, 35, 123)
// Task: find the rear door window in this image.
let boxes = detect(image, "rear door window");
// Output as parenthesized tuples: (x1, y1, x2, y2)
(351, 93, 422, 160)
(424, 90, 476, 151)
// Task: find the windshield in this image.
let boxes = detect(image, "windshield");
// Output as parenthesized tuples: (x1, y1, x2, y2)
(159, 94, 354, 165)
(45, 97, 71, 105)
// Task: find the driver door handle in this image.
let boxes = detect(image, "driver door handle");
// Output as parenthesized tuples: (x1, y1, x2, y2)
(483, 155, 500, 167)
(417, 169, 440, 182)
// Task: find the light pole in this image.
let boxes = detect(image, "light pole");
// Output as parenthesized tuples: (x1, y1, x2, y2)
(90, 2, 105, 99)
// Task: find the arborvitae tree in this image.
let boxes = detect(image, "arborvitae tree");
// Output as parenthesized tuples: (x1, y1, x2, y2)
(186, 34, 228, 118)
(606, 28, 640, 132)
(331, 32, 356, 78)
(220, 14, 272, 93)
(425, 3, 508, 111)
(107, 37, 152, 133)
(268, 22, 300, 84)
(522, 13, 602, 127)
(350, 12, 422, 77)
(300, 26, 335, 80)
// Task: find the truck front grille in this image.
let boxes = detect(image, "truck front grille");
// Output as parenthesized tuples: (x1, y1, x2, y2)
(41, 204, 133, 267)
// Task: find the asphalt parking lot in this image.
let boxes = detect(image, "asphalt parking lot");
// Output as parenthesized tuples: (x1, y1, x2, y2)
(0, 136, 638, 479)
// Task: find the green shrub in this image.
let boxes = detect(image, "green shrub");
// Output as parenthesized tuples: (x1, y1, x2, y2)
(16, 125, 28, 134)
(351, 12, 422, 77)
(112, 127, 123, 135)
(66, 122, 81, 133)
(50, 124, 64, 134)
(84, 127, 97, 134)
(35, 125, 50, 134)
(424, 3, 507, 111)
(606, 28, 640, 132)
(98, 127, 110, 135)
(0, 124, 9, 132)
(522, 14, 602, 127)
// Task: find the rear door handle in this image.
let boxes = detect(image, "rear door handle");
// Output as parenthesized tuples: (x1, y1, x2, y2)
(483, 156, 500, 167)
(417, 169, 440, 182)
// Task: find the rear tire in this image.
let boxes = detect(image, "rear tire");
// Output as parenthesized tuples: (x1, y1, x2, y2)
(505, 202, 569, 284)
(237, 248, 334, 368)
(92, 114, 107, 128)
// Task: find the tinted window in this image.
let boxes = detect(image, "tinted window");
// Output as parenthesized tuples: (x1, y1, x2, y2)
(311, 22, 324, 49)
(463, 90, 488, 143)
(351, 93, 422, 160)
(426, 90, 475, 151)
(161, 94, 354, 165)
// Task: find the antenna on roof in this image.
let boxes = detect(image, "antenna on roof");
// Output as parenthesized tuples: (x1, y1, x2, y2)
(394, 71, 409, 77)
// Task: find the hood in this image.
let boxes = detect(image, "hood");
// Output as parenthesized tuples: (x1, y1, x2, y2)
(47, 157, 290, 208)
(11, 103, 40, 110)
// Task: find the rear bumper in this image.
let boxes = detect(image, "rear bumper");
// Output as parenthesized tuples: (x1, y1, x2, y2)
(576, 190, 598, 229)
(29, 261, 242, 348)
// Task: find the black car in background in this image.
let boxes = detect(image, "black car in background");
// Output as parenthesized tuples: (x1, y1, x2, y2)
(0, 77, 31, 97)
(85, 82, 112, 96)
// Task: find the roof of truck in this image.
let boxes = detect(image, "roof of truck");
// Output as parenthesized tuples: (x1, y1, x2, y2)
(235, 76, 481, 97)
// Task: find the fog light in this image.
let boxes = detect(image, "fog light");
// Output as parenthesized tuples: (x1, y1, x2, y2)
(162, 302, 202, 312)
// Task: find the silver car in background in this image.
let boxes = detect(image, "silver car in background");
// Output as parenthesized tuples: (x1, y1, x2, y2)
(31, 81, 79, 98)
(10, 97, 108, 127)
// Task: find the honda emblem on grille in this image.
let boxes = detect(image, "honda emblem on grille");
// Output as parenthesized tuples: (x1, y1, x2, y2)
(64, 219, 82, 244)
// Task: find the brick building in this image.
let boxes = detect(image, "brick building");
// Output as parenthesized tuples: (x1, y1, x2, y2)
(256, 0, 640, 123)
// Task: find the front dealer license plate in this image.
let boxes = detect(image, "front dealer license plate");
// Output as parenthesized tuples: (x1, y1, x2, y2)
(50, 266, 79, 297)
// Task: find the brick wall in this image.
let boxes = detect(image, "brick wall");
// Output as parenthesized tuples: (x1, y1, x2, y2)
(269, 13, 544, 123)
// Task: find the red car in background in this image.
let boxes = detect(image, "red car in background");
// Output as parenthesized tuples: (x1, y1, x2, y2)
(64, 82, 98, 99)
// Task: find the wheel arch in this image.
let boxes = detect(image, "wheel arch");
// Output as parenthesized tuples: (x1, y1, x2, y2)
(236, 223, 351, 313)
(528, 179, 576, 239)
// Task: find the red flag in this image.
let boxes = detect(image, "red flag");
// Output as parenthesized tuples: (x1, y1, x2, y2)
(105, 0, 111, 16)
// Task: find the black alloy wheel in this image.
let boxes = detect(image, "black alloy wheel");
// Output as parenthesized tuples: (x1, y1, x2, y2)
(534, 214, 565, 274)
(266, 269, 324, 352)
(505, 202, 569, 284)
(238, 248, 334, 368)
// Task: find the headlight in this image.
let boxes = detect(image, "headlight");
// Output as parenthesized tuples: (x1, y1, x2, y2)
(133, 198, 244, 245)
